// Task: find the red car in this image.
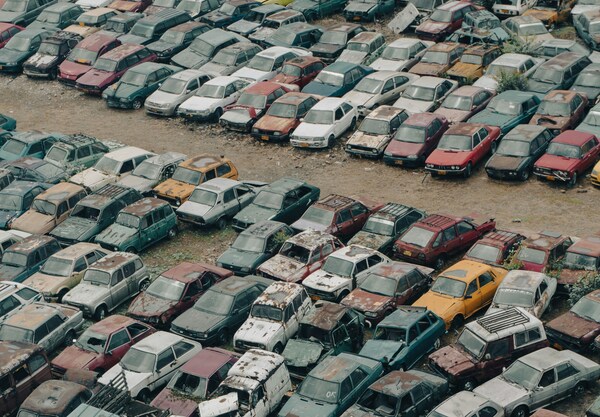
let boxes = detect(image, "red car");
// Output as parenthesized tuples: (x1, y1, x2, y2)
(463, 229, 525, 266)
(393, 213, 496, 269)
(108, 0, 152, 12)
(58, 33, 121, 86)
(383, 113, 449, 167)
(0, 23, 23, 50)
(75, 43, 156, 95)
(415, 1, 480, 41)
(425, 122, 501, 178)
(533, 130, 600, 187)
(151, 348, 238, 417)
(271, 56, 325, 88)
(127, 262, 233, 327)
(251, 92, 320, 142)
(51, 315, 155, 376)
(513, 231, 573, 273)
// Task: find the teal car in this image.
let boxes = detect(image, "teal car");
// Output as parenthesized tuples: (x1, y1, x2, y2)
(278, 353, 384, 417)
(232, 177, 320, 231)
(289, 0, 347, 21)
(0, 131, 64, 162)
(0, 114, 16, 131)
(103, 62, 181, 110)
(27, 3, 83, 30)
(359, 307, 445, 371)
(95, 197, 178, 253)
(0, 28, 51, 73)
(467, 90, 541, 136)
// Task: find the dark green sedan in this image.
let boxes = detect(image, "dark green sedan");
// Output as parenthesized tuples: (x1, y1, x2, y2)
(103, 62, 181, 109)
(0, 28, 51, 73)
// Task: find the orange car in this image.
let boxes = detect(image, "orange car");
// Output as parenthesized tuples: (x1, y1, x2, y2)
(413, 260, 507, 329)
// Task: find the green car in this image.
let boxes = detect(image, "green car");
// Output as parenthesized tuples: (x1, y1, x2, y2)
(467, 90, 541, 136)
(278, 353, 384, 417)
(0, 28, 51, 73)
(216, 220, 294, 276)
(343, 0, 395, 23)
(232, 177, 320, 231)
(27, 3, 83, 30)
(95, 197, 178, 253)
(103, 62, 181, 110)
(0, 114, 16, 131)
(289, 0, 347, 21)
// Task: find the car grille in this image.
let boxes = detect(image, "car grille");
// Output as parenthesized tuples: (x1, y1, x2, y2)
(237, 340, 263, 350)
(306, 287, 335, 301)
(535, 166, 553, 176)
(346, 144, 378, 154)
(177, 212, 204, 225)
(170, 324, 204, 340)
(51, 364, 66, 377)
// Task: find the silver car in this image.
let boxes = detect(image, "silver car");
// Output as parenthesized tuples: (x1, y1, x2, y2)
(199, 43, 263, 77)
(370, 38, 434, 72)
(116, 151, 187, 195)
(428, 391, 505, 417)
(145, 69, 212, 117)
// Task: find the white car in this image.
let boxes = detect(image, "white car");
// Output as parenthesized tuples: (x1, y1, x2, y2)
(75, 0, 113, 10)
(290, 97, 358, 149)
(492, 0, 536, 17)
(572, 0, 600, 17)
(502, 15, 554, 47)
(370, 38, 435, 72)
(199, 43, 263, 77)
(474, 53, 545, 91)
(144, 69, 212, 117)
(177, 76, 251, 121)
(0, 230, 29, 256)
(231, 46, 310, 83)
(343, 71, 419, 116)
(393, 76, 458, 114)
(99, 331, 202, 402)
(302, 244, 391, 302)
(430, 391, 505, 417)
(69, 146, 155, 192)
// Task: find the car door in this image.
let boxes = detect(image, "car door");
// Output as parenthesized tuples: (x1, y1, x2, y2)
(138, 211, 155, 250)
(477, 271, 497, 307)
(438, 224, 460, 255)
(221, 187, 240, 218)
(153, 346, 177, 390)
(456, 220, 479, 250)
(231, 287, 260, 328)
(109, 268, 128, 310)
(349, 203, 369, 237)
(127, 322, 153, 344)
(334, 208, 353, 237)
(555, 362, 581, 401)
(531, 368, 558, 409)
(464, 278, 482, 318)
(234, 184, 256, 208)
(123, 260, 140, 296)
(480, 337, 510, 379)
(11, 363, 33, 410)
(105, 329, 132, 366)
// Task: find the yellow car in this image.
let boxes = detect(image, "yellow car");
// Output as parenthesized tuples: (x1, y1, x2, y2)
(591, 160, 600, 187)
(413, 260, 508, 329)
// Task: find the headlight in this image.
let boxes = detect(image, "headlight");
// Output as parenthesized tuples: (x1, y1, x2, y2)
(252, 128, 259, 133)
(175, 199, 181, 206)
(551, 129, 560, 136)
(384, 152, 392, 157)
(407, 154, 418, 160)
(235, 340, 243, 347)
(102, 93, 108, 99)
(240, 267, 250, 273)
(426, 163, 433, 168)
(365, 311, 378, 318)
(273, 131, 281, 136)
(452, 165, 460, 170)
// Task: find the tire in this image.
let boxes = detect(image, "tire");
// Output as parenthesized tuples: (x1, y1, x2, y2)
(94, 305, 107, 321)
(49, 68, 57, 80)
(463, 162, 472, 178)
(433, 338, 441, 350)
(573, 382, 586, 396)
(273, 343, 283, 355)
(216, 217, 227, 230)
(138, 389, 151, 404)
(139, 279, 150, 292)
(511, 406, 529, 417)
(57, 289, 69, 303)
(327, 135, 335, 148)
(518, 168, 530, 181)
(434, 255, 447, 271)
(350, 117, 357, 130)
(217, 328, 229, 345)
(167, 226, 177, 239)
(213, 107, 223, 122)
(337, 290, 350, 303)
(64, 330, 75, 347)
(132, 98, 144, 110)
(462, 379, 476, 391)
(126, 246, 137, 254)
(451, 315, 464, 331)
(568, 172, 578, 188)
(491, 141, 497, 154)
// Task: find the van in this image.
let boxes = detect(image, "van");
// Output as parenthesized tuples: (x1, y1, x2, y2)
(527, 51, 591, 96)
(119, 8, 191, 45)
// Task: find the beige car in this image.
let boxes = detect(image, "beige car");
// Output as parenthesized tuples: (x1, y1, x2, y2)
(64, 8, 120, 38)
(11, 183, 88, 235)
(22, 243, 110, 302)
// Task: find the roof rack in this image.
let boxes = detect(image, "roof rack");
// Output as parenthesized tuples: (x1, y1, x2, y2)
(85, 371, 129, 414)
(419, 214, 454, 228)
(483, 230, 520, 243)
(540, 231, 562, 238)
(57, 134, 99, 147)
(476, 308, 530, 333)
(378, 203, 412, 218)
(95, 184, 130, 199)
(318, 194, 354, 209)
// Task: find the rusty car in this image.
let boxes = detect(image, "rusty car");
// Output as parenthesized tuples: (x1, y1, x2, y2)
(433, 85, 495, 124)
(415, 1, 480, 41)
(370, 38, 434, 72)
(429, 391, 504, 417)
(116, 152, 187, 195)
(463, 229, 525, 266)
(530, 90, 588, 135)
(447, 10, 510, 45)
(17, 380, 93, 417)
(0, 234, 61, 283)
(0, 281, 42, 318)
(271, 55, 325, 88)
(309, 23, 365, 63)
(409, 42, 464, 77)
(446, 44, 502, 85)
(558, 235, 600, 288)
(512, 231, 574, 274)
(335, 31, 386, 66)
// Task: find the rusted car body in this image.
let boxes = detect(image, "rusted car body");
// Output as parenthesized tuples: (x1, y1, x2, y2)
(523, 0, 576, 28)
(18, 380, 93, 417)
(271, 55, 325, 88)
(409, 42, 464, 77)
(415, 1, 480, 41)
(446, 44, 502, 84)
(0, 234, 61, 283)
(463, 229, 525, 266)
(530, 90, 588, 135)
(559, 235, 600, 287)
(108, 0, 151, 12)
(433, 85, 495, 124)
(512, 231, 573, 273)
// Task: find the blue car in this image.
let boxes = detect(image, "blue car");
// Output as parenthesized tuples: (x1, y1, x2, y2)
(0, 131, 64, 162)
(302, 61, 374, 97)
(0, 235, 61, 283)
(0, 180, 50, 229)
(0, 114, 16, 131)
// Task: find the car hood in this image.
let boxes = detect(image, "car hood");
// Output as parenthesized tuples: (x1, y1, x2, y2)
(427, 149, 471, 166)
(228, 19, 260, 35)
(530, 114, 570, 129)
(180, 96, 221, 111)
(468, 110, 513, 128)
(114, 83, 143, 99)
(290, 0, 315, 11)
(117, 175, 156, 193)
(304, 270, 348, 292)
(25, 52, 58, 68)
(172, 308, 226, 333)
(434, 108, 470, 124)
(53, 346, 99, 370)
(527, 79, 555, 95)
(234, 67, 270, 82)
(111, 0, 141, 11)
(172, 49, 208, 69)
(201, 61, 233, 77)
(177, 200, 212, 218)
(346, 1, 375, 12)
(101, 366, 153, 394)
(473, 75, 498, 91)
(283, 339, 323, 368)
(337, 50, 368, 65)
(152, 389, 199, 417)
(71, 167, 114, 188)
(0, 11, 22, 23)
(282, 394, 338, 417)
(291, 218, 328, 233)
(52, 217, 96, 240)
(254, 115, 296, 133)
(474, 379, 527, 408)
(147, 90, 180, 106)
(0, 210, 19, 228)
(64, 283, 107, 305)
(60, 61, 92, 78)
(23, 272, 66, 294)
(236, 318, 282, 343)
(119, 34, 151, 45)
(221, 108, 255, 125)
(410, 62, 446, 76)
(293, 122, 333, 138)
(547, 311, 599, 339)
(385, 140, 425, 156)
(0, 264, 25, 280)
(348, 131, 389, 149)
(258, 255, 305, 281)
(218, 247, 262, 269)
(447, 62, 481, 79)
(96, 223, 138, 246)
(203, 11, 230, 23)
(129, 292, 176, 317)
(344, 91, 375, 108)
(250, 27, 275, 42)
(572, 4, 600, 14)
(535, 154, 580, 172)
(393, 97, 432, 113)
(429, 345, 475, 374)
(0, 48, 26, 64)
(311, 43, 344, 55)
(416, 20, 449, 34)
(359, 339, 404, 364)
(148, 40, 175, 53)
(234, 204, 277, 225)
(77, 69, 114, 87)
(572, 85, 600, 100)
(370, 58, 407, 72)
(342, 405, 377, 417)
(342, 288, 390, 313)
(558, 268, 593, 286)
(347, 231, 390, 251)
(12, 210, 55, 234)
(416, 293, 457, 318)
(303, 82, 342, 97)
(154, 180, 194, 199)
(486, 154, 527, 171)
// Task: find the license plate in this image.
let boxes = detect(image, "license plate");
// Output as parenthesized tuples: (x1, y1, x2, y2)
(546, 175, 555, 181)
(501, 9, 509, 13)
(395, 160, 403, 166)
(79, 21, 85, 26)
(300, 143, 309, 147)
(553, 342, 563, 350)
(403, 250, 412, 256)
(310, 295, 320, 301)
(261, 135, 269, 141)
(438, 170, 446, 175)
(353, 16, 360, 21)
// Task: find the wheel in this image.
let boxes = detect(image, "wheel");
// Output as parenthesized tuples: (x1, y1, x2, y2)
(138, 389, 151, 404)
(451, 315, 464, 331)
(94, 305, 107, 321)
(139, 279, 150, 292)
(132, 98, 143, 110)
(491, 141, 497, 154)
(167, 226, 177, 239)
(518, 168, 530, 181)
(434, 255, 447, 271)
(49, 68, 57, 80)
(57, 289, 69, 303)
(573, 382, 586, 396)
(126, 246, 137, 254)
(216, 217, 227, 230)
(350, 117, 357, 130)
(213, 107, 223, 122)
(568, 172, 577, 188)
(273, 343, 283, 355)
(462, 379, 476, 391)
(433, 338, 441, 350)
(337, 290, 350, 303)
(463, 162, 472, 178)
(306, 12, 317, 21)
(64, 330, 75, 347)
(217, 328, 229, 345)
(511, 406, 529, 417)
(327, 135, 335, 148)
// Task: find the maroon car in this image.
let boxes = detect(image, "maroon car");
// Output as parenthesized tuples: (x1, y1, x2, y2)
(559, 235, 600, 287)
(393, 213, 496, 269)
(58, 33, 121, 86)
(533, 130, 600, 187)
(383, 113, 449, 167)
(127, 262, 233, 327)
(271, 56, 325, 88)
(51, 315, 155, 376)
(415, 1, 480, 41)
(0, 23, 23, 50)
(108, 0, 152, 12)
(433, 86, 495, 124)
(340, 261, 433, 326)
(75, 43, 156, 95)
(512, 231, 573, 274)
(463, 229, 525, 266)
(151, 348, 238, 417)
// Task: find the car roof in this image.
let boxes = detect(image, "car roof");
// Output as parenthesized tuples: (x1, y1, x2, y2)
(143, 151, 187, 166)
(413, 213, 462, 231)
(206, 75, 245, 86)
(519, 347, 585, 371)
(311, 97, 347, 110)
(325, 22, 363, 33)
(446, 122, 487, 136)
(245, 81, 284, 95)
(161, 262, 231, 283)
(440, 260, 496, 282)
(88, 314, 143, 335)
(299, 301, 348, 330)
(286, 230, 336, 249)
(168, 21, 208, 33)
(121, 197, 169, 216)
(369, 261, 429, 279)
(78, 32, 118, 51)
(363, 70, 403, 81)
(3, 302, 67, 329)
(313, 193, 357, 212)
(45, 2, 80, 12)
(227, 0, 259, 5)
(541, 90, 579, 103)
(436, 391, 492, 416)
(6, 157, 48, 169)
(88, 252, 139, 272)
(366, 105, 406, 121)
(82, 7, 116, 16)
(372, 203, 422, 222)
(450, 85, 486, 98)
(412, 76, 448, 87)
(179, 347, 236, 377)
(251, 3, 285, 12)
(10, 131, 57, 143)
(495, 90, 537, 103)
(5, 235, 55, 254)
(128, 62, 179, 74)
(508, 15, 543, 24)
(15, 28, 50, 39)
(492, 53, 533, 66)
(463, 44, 499, 55)
(331, 244, 378, 261)
(309, 354, 363, 382)
(179, 154, 228, 171)
(210, 275, 272, 295)
(348, 31, 382, 44)
(323, 61, 362, 74)
(220, 42, 260, 54)
(199, 177, 241, 192)
(0, 341, 45, 375)
(133, 331, 186, 353)
(468, 307, 541, 341)
(379, 307, 430, 328)
(137, 7, 188, 22)
(500, 270, 547, 291)
(242, 220, 287, 238)
(1, 180, 46, 196)
(539, 52, 585, 70)
(567, 236, 600, 257)
(101, 43, 146, 60)
(438, 0, 471, 10)
(521, 231, 568, 249)
(477, 229, 523, 246)
(388, 38, 423, 47)
(266, 177, 305, 193)
(404, 112, 443, 127)
(266, 9, 302, 20)
(553, 130, 595, 145)
(429, 42, 462, 52)
(504, 124, 548, 142)
(257, 46, 296, 58)
(227, 348, 283, 382)
(51, 242, 103, 261)
(20, 380, 89, 415)
(254, 281, 304, 307)
(275, 92, 317, 105)
(105, 146, 151, 161)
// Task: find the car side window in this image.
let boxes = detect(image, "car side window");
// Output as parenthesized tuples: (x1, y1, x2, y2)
(335, 108, 344, 120)
(443, 226, 457, 242)
(456, 221, 474, 235)
(350, 203, 367, 217)
(367, 254, 383, 267)
(466, 279, 478, 296)
(0, 296, 20, 316)
(340, 377, 353, 399)
(431, 233, 442, 248)
(342, 103, 353, 113)
(157, 348, 175, 370)
(321, 242, 334, 257)
(337, 209, 352, 224)
(407, 325, 418, 343)
(73, 256, 87, 273)
(205, 169, 216, 181)
(556, 363, 579, 380)
(34, 324, 50, 343)
(12, 364, 30, 385)
(479, 407, 499, 417)
(120, 160, 134, 174)
(283, 303, 294, 322)
(478, 272, 494, 287)
(217, 163, 232, 177)
(122, 262, 135, 278)
(382, 79, 394, 93)
(399, 392, 414, 413)
(111, 269, 124, 285)
(173, 340, 194, 357)
(355, 259, 368, 275)
(485, 338, 509, 358)
(514, 327, 542, 347)
(27, 354, 46, 374)
(539, 369, 556, 388)
(417, 317, 430, 334)
(108, 329, 130, 351)
(127, 323, 149, 338)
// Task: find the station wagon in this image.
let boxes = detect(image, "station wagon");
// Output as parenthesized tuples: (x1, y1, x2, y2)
(23, 31, 82, 80)
(170, 28, 246, 69)
(119, 9, 191, 46)
(0, 180, 49, 229)
(28, 3, 83, 30)
(17, 380, 93, 417)
(117, 151, 187, 195)
(0, 130, 62, 162)
(147, 21, 210, 62)
(43, 134, 110, 176)
(201, 0, 261, 28)
(0, 280, 42, 317)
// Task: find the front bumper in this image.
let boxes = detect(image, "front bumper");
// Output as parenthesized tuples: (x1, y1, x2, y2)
(233, 339, 266, 353)
(533, 167, 572, 182)
(145, 103, 177, 116)
(58, 75, 78, 86)
(177, 212, 207, 226)
(383, 154, 424, 167)
(305, 287, 337, 302)
(76, 83, 104, 95)
(590, 172, 600, 186)
(251, 130, 290, 142)
(0, 63, 21, 73)
(23, 67, 53, 78)
(64, 301, 94, 318)
(486, 168, 521, 180)
(290, 136, 328, 149)
(425, 164, 466, 176)
(345, 144, 382, 158)
(154, 193, 183, 208)
(170, 323, 219, 344)
(220, 117, 253, 132)
(106, 98, 135, 109)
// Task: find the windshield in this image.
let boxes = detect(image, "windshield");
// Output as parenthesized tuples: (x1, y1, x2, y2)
(267, 102, 297, 118)
(315, 71, 344, 87)
(39, 256, 72, 277)
(438, 134, 472, 151)
(299, 206, 334, 226)
(177, 0, 202, 13)
(281, 63, 301, 77)
(431, 276, 466, 298)
(363, 217, 394, 236)
(347, 41, 370, 52)
(486, 64, 518, 77)
(190, 38, 214, 57)
(253, 190, 283, 210)
(78, 14, 100, 26)
(280, 242, 310, 263)
(381, 45, 409, 60)
(304, 109, 333, 124)
(297, 376, 339, 404)
(2, 0, 26, 12)
(121, 70, 146, 87)
(487, 98, 522, 115)
(36, 10, 60, 24)
(403, 85, 435, 101)
(159, 78, 187, 96)
(458, 328, 486, 358)
(31, 198, 57, 216)
(237, 92, 267, 109)
(441, 94, 472, 111)
(393, 125, 426, 143)
(160, 30, 185, 45)
(466, 243, 501, 263)
(572, 296, 600, 322)
(359, 118, 390, 135)
(188, 188, 217, 206)
(354, 78, 383, 94)
(421, 51, 449, 65)
(248, 55, 275, 72)
(130, 23, 155, 38)
(167, 370, 208, 398)
(121, 348, 156, 373)
(374, 325, 405, 341)
(494, 288, 533, 307)
(45, 147, 68, 163)
(503, 361, 540, 390)
(132, 160, 161, 180)
(196, 84, 225, 98)
(38, 42, 60, 56)
(516, 247, 546, 264)
(71, 204, 100, 222)
(532, 68, 562, 84)
(400, 226, 434, 247)
(194, 290, 234, 315)
(0, 325, 33, 343)
(538, 100, 570, 117)
(172, 166, 203, 185)
(104, 20, 127, 33)
(430, 9, 452, 22)
(322, 256, 354, 278)
(83, 269, 111, 286)
(546, 142, 581, 158)
(67, 47, 98, 64)
(319, 31, 347, 45)
(269, 28, 296, 45)
(519, 23, 547, 36)
(461, 53, 482, 65)
(251, 304, 283, 321)
(582, 110, 600, 128)
(116, 212, 140, 229)
(0, 194, 22, 211)
(2, 139, 26, 156)
(497, 139, 530, 157)
(564, 252, 599, 270)
(360, 273, 397, 296)
(297, 323, 332, 345)
(1, 251, 27, 268)
(243, 9, 264, 22)
(76, 329, 108, 353)
(575, 72, 600, 88)
(356, 389, 397, 416)
(146, 276, 185, 301)
(212, 49, 237, 66)
(232, 234, 265, 252)
(93, 57, 118, 72)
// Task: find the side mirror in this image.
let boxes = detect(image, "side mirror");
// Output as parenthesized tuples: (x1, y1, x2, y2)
(106, 350, 113, 356)
(484, 353, 491, 360)
(232, 308, 240, 315)
(186, 89, 191, 94)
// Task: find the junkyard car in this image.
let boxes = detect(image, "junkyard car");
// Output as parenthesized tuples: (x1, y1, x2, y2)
(98, 12, 143, 35)
(371, 38, 433, 73)
(341, 262, 432, 325)
(279, 353, 384, 417)
(147, 21, 210, 62)
(43, 134, 110, 176)
(0, 114, 15, 131)
(393, 76, 458, 115)
(468, 90, 541, 135)
(425, 123, 501, 178)
(199, 42, 262, 77)
(145, 69, 211, 116)
(0, 130, 62, 162)
(415, 1, 479, 42)
(226, 4, 285, 37)
(413, 260, 507, 329)
(463, 229, 525, 266)
(118, 9, 191, 45)
(63, 7, 119, 38)
(512, 231, 573, 273)
(52, 314, 154, 376)
(0, 180, 49, 229)
(527, 52, 591, 96)
(271, 55, 325, 88)
(116, 151, 187, 195)
(256, 230, 344, 283)
(0, 302, 84, 354)
(572, 63, 600, 104)
(283, 301, 364, 379)
(127, 262, 232, 327)
(0, 234, 60, 283)
(170, 275, 274, 345)
(573, 11, 600, 50)
(232, 177, 319, 231)
(383, 112, 449, 167)
(409, 42, 464, 78)
(473, 53, 544, 92)
(303, 244, 391, 302)
(251, 92, 320, 142)
(69, 145, 155, 192)
(558, 235, 600, 288)
(0, 167, 13, 191)
(200, 0, 260, 28)
(176, 0, 221, 19)
(346, 107, 409, 158)
(485, 125, 553, 181)
(502, 15, 554, 47)
(288, 0, 346, 21)
(170, 28, 246, 69)
(533, 130, 600, 186)
(176, 178, 265, 229)
(217, 220, 294, 276)
(108, 0, 152, 12)
(578, 103, 600, 138)
(49, 185, 143, 247)
(335, 31, 385, 66)
(248, 10, 306, 45)
(309, 22, 364, 63)
(99, 331, 202, 401)
(291, 97, 358, 149)
(22, 243, 109, 302)
(0, 280, 43, 317)
(343, 0, 394, 22)
(0, 0, 56, 26)
(448, 10, 510, 45)
(540, 38, 591, 59)
(429, 307, 548, 391)
(434, 86, 495, 124)
(474, 347, 600, 417)
(28, 3, 83, 30)
(17, 380, 93, 417)
(1, 157, 68, 184)
(63, 251, 150, 320)
(0, 23, 22, 50)
(446, 44, 502, 84)
(530, 90, 588, 135)
(303, 61, 374, 97)
(488, 270, 556, 317)
(23, 31, 82, 79)
(429, 391, 505, 417)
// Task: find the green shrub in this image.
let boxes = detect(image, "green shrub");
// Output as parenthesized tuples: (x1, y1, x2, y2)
(496, 70, 528, 93)
(568, 272, 600, 306)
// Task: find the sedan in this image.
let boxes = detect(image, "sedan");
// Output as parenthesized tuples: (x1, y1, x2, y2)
(393, 76, 458, 115)
(302, 61, 374, 97)
(145, 70, 212, 117)
(434, 86, 495, 124)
